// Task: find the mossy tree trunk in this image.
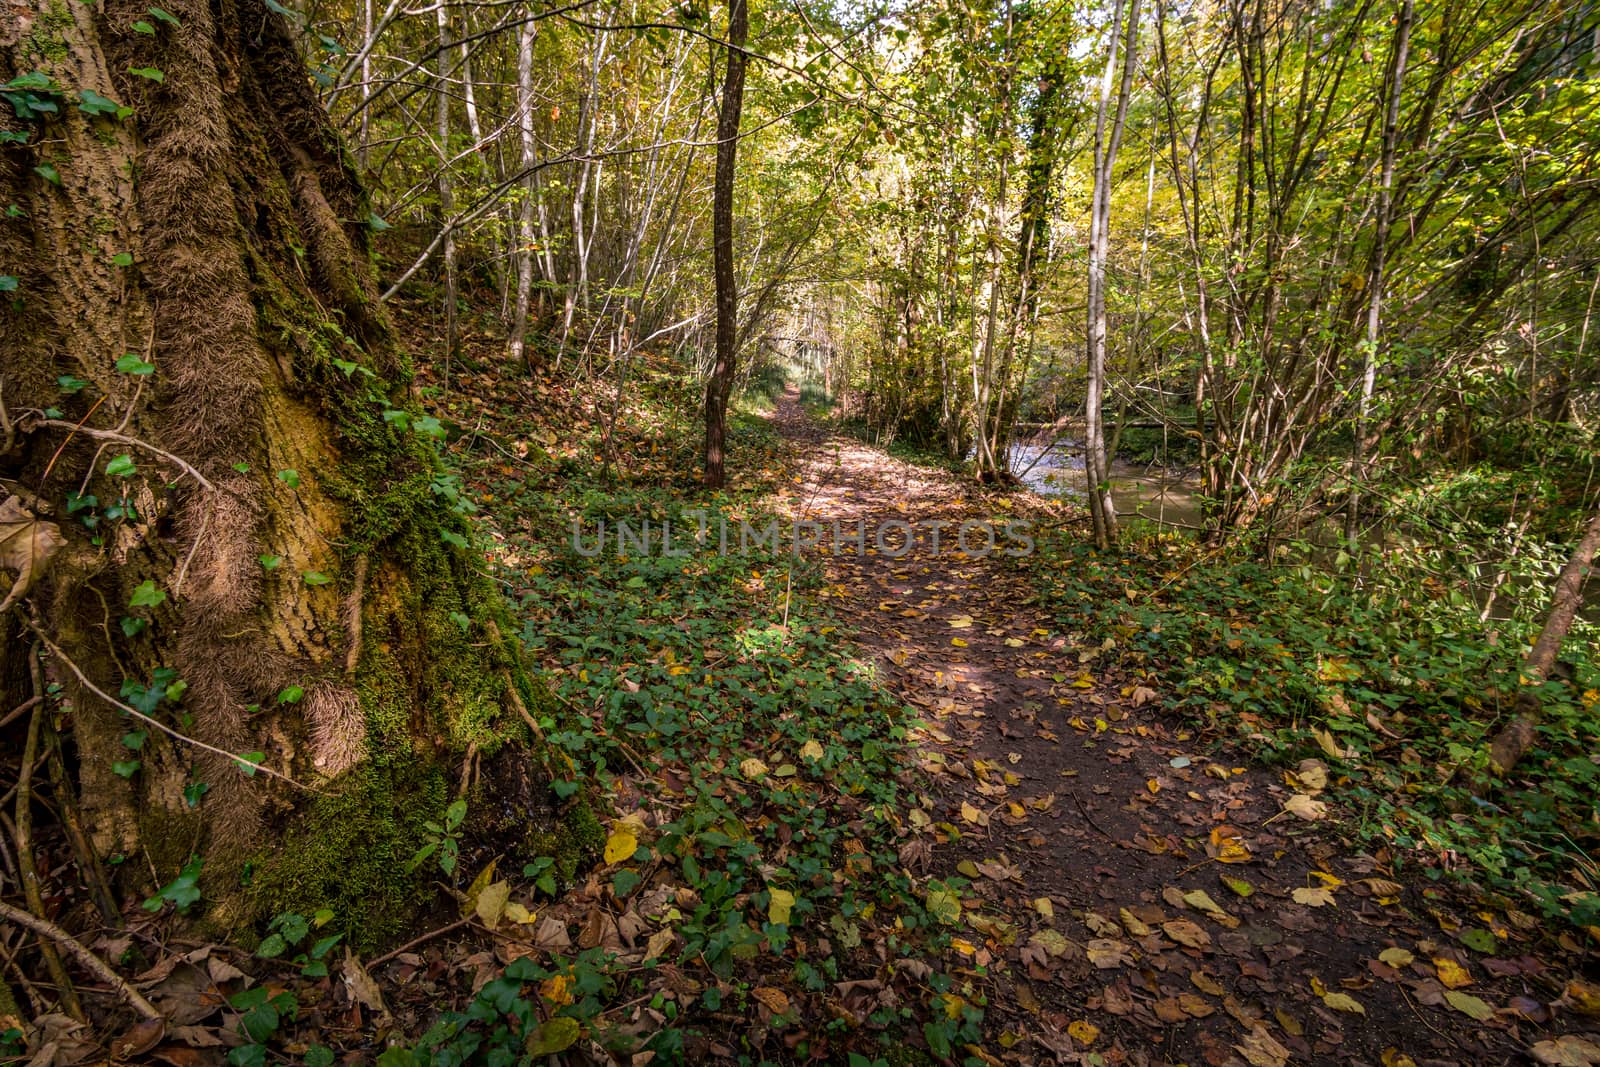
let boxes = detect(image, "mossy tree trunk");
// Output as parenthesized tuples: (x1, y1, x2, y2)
(1, 0, 564, 944)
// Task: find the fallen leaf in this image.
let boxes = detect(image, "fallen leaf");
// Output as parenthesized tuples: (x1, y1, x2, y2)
(1162, 919, 1211, 949)
(1292, 887, 1335, 907)
(752, 986, 790, 1014)
(0, 496, 65, 613)
(525, 1016, 580, 1056)
(768, 888, 795, 926)
(1434, 957, 1473, 989)
(1234, 1026, 1290, 1067)
(1378, 947, 1414, 968)
(1530, 1035, 1600, 1066)
(1323, 992, 1366, 1015)
(1284, 793, 1327, 821)
(739, 758, 770, 780)
(604, 825, 638, 864)
(1067, 1020, 1099, 1046)
(1444, 990, 1493, 1020)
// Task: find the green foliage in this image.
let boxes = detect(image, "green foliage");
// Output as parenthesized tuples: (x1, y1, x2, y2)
(406, 798, 467, 876)
(1034, 526, 1600, 928)
(143, 855, 204, 914)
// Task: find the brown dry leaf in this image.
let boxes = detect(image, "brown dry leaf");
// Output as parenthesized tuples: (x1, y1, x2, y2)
(110, 1019, 166, 1060)
(1118, 907, 1150, 937)
(340, 951, 389, 1018)
(1284, 793, 1328, 820)
(1235, 1026, 1291, 1067)
(1162, 919, 1211, 949)
(1530, 1035, 1600, 1066)
(752, 986, 790, 1014)
(0, 496, 65, 613)
(1313, 726, 1354, 759)
(1086, 938, 1134, 969)
(1293, 759, 1329, 792)
(1292, 886, 1335, 907)
(1191, 970, 1225, 996)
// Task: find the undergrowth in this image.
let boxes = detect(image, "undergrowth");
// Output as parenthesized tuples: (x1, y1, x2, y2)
(1032, 523, 1600, 931)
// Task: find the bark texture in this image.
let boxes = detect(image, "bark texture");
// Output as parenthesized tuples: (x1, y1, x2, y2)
(1, 0, 580, 945)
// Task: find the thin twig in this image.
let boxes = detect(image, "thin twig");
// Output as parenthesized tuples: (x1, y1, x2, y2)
(18, 613, 325, 795)
(0, 899, 159, 1019)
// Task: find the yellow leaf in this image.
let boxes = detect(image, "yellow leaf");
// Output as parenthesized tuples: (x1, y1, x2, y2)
(1146, 778, 1161, 794)
(540, 974, 573, 1006)
(603, 826, 638, 865)
(461, 860, 498, 918)
(1378, 947, 1414, 968)
(1292, 887, 1335, 907)
(740, 757, 770, 779)
(1434, 957, 1472, 989)
(1067, 1020, 1100, 1046)
(926, 886, 962, 925)
(960, 802, 985, 825)
(768, 888, 795, 926)
(800, 739, 824, 761)
(951, 637, 968, 647)
(474, 880, 511, 930)
(1322, 992, 1365, 1015)
(1004, 637, 1024, 647)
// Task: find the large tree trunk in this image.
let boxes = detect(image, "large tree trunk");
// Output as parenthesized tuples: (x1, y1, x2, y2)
(0, 0, 581, 953)
(702, 0, 748, 489)
(1487, 505, 1600, 775)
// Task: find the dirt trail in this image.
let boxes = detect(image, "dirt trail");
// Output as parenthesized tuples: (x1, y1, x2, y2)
(773, 390, 1576, 1067)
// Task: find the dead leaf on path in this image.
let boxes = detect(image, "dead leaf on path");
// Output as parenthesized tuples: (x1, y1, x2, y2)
(1067, 1020, 1099, 1046)
(1209, 825, 1251, 863)
(740, 758, 770, 780)
(604, 825, 639, 864)
(1530, 1035, 1600, 1066)
(1289, 758, 1329, 792)
(1191, 970, 1225, 996)
(1285, 793, 1328, 820)
(1434, 957, 1473, 989)
(1323, 991, 1366, 1015)
(474, 880, 512, 929)
(1379, 947, 1415, 968)
(1162, 919, 1211, 949)
(1444, 990, 1494, 1020)
(1235, 1026, 1291, 1067)
(1293, 887, 1335, 907)
(341, 951, 389, 1018)
(1086, 939, 1134, 968)
(1221, 875, 1254, 897)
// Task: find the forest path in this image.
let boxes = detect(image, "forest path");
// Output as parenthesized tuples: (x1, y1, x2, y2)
(770, 388, 1565, 1067)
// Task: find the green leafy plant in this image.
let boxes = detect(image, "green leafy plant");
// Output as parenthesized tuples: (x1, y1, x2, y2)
(407, 798, 467, 876)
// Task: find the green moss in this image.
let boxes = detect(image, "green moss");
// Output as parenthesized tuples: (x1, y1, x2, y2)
(251, 764, 446, 951)
(21, 0, 72, 64)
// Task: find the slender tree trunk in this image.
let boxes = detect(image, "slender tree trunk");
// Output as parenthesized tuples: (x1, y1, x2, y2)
(435, 0, 458, 381)
(1346, 0, 1413, 541)
(702, 0, 749, 489)
(1487, 505, 1600, 774)
(0, 0, 581, 954)
(508, 20, 538, 368)
(1085, 0, 1141, 549)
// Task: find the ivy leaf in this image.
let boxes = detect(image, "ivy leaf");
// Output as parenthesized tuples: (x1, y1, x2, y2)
(77, 89, 122, 116)
(259, 554, 282, 570)
(277, 684, 304, 704)
(301, 570, 331, 586)
(57, 374, 87, 393)
(111, 251, 134, 266)
(367, 212, 391, 231)
(112, 759, 142, 778)
(120, 616, 148, 637)
(440, 529, 468, 549)
(276, 469, 300, 488)
(106, 453, 137, 477)
(129, 580, 167, 608)
(34, 164, 60, 185)
(0, 276, 17, 292)
(148, 5, 181, 23)
(129, 67, 165, 83)
(234, 751, 265, 776)
(131, 19, 156, 33)
(115, 352, 154, 374)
